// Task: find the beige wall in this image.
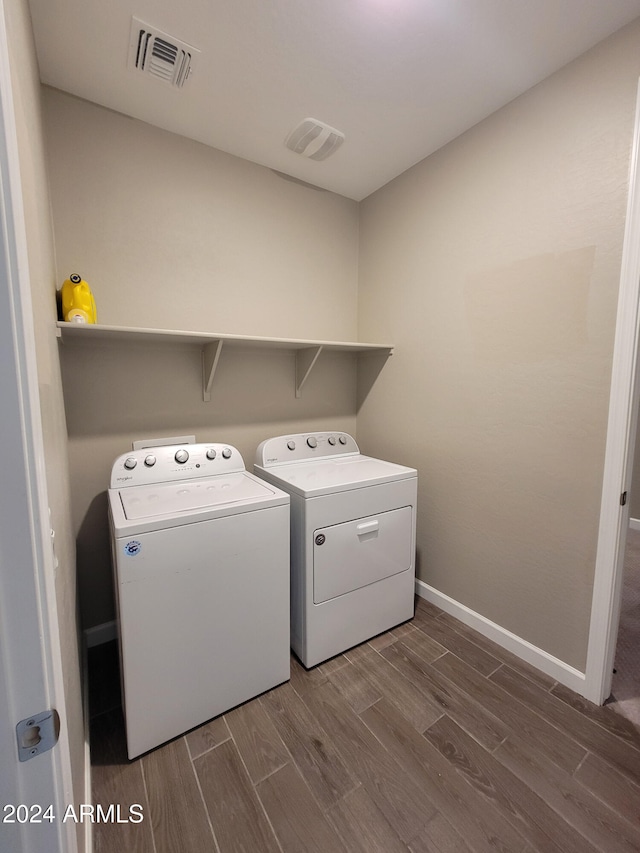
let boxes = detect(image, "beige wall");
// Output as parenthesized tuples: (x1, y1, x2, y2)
(358, 21, 640, 671)
(39, 20, 640, 670)
(4, 0, 85, 840)
(43, 88, 359, 340)
(42, 89, 360, 628)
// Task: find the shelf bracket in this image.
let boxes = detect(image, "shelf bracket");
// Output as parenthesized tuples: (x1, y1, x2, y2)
(202, 339, 224, 402)
(296, 346, 323, 398)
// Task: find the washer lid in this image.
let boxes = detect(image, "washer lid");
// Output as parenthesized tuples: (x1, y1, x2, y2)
(256, 454, 416, 497)
(118, 471, 278, 520)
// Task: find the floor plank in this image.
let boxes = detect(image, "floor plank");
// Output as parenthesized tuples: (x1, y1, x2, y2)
(494, 733, 640, 853)
(261, 681, 358, 809)
(194, 739, 281, 853)
(307, 681, 436, 843)
(326, 786, 410, 853)
(225, 698, 289, 784)
(423, 715, 600, 853)
(551, 681, 640, 752)
(412, 597, 447, 620)
(255, 763, 348, 853)
(360, 698, 530, 853)
(348, 643, 443, 731)
(490, 665, 640, 785)
(412, 606, 502, 675)
(573, 752, 640, 825)
(89, 598, 640, 853)
(433, 653, 587, 773)
(141, 738, 214, 853)
(408, 813, 474, 853)
(326, 659, 382, 714)
(288, 653, 348, 698)
(185, 714, 230, 760)
(288, 653, 331, 697)
(389, 620, 448, 662)
(380, 640, 507, 749)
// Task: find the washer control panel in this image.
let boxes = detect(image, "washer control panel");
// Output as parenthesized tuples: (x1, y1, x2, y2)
(111, 443, 243, 487)
(255, 432, 359, 467)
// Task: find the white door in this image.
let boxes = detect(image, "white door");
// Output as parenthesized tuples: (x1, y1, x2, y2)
(0, 2, 77, 851)
(585, 78, 640, 704)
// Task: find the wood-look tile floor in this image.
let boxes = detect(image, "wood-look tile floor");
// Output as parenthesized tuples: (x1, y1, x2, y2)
(89, 598, 640, 853)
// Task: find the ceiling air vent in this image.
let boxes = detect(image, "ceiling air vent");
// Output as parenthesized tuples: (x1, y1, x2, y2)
(285, 118, 345, 161)
(128, 18, 199, 88)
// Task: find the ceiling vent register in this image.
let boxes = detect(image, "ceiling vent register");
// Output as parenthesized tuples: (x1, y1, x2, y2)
(128, 18, 200, 88)
(285, 119, 345, 161)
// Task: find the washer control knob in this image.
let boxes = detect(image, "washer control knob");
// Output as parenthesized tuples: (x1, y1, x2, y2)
(123, 456, 137, 470)
(328, 436, 337, 446)
(175, 449, 189, 464)
(287, 440, 296, 451)
(222, 447, 232, 459)
(306, 436, 317, 449)
(206, 448, 217, 460)
(144, 455, 156, 467)
(339, 435, 347, 445)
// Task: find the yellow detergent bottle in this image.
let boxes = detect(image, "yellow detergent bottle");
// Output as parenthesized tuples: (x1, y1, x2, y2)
(61, 274, 97, 323)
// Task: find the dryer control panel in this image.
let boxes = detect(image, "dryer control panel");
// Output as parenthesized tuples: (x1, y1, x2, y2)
(256, 432, 359, 467)
(111, 443, 244, 488)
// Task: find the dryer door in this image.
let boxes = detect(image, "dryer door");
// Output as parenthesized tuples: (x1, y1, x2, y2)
(313, 506, 412, 604)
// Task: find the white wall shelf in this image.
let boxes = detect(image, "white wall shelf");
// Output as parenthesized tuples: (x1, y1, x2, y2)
(56, 321, 394, 401)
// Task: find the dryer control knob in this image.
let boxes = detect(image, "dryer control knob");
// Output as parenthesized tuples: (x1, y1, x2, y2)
(123, 456, 137, 470)
(328, 436, 337, 446)
(144, 455, 156, 467)
(287, 440, 296, 451)
(222, 447, 232, 459)
(175, 449, 189, 464)
(339, 436, 347, 445)
(306, 436, 317, 449)
(206, 448, 217, 460)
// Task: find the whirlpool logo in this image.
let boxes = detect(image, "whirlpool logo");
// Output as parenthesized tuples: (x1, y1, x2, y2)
(124, 541, 142, 557)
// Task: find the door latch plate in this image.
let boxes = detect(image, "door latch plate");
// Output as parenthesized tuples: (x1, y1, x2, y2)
(16, 709, 59, 761)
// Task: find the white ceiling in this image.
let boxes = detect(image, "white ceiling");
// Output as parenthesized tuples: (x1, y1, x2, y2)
(26, 0, 640, 200)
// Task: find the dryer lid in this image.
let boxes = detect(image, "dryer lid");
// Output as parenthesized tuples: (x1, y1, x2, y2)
(118, 472, 278, 520)
(256, 454, 416, 498)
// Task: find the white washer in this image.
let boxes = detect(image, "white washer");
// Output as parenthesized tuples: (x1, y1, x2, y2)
(108, 442, 290, 759)
(255, 432, 417, 668)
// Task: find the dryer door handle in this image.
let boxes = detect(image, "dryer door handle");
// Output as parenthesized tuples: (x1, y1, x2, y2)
(356, 520, 379, 535)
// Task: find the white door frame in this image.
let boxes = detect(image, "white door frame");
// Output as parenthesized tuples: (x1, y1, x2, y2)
(585, 78, 640, 704)
(0, 1, 77, 850)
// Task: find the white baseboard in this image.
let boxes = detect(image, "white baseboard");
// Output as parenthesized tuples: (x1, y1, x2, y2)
(415, 579, 587, 696)
(84, 621, 117, 648)
(629, 517, 640, 531)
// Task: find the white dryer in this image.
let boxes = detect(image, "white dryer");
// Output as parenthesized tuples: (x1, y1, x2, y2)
(255, 432, 417, 668)
(108, 442, 290, 758)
